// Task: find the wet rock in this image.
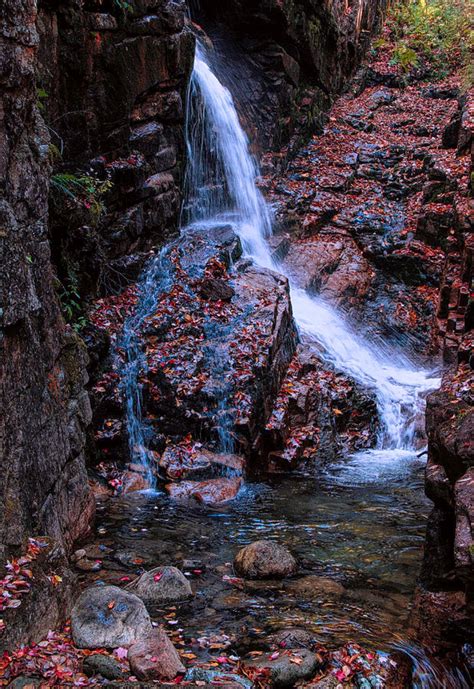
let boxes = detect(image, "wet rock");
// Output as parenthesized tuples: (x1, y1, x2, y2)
(284, 575, 345, 599)
(270, 628, 316, 650)
(200, 277, 235, 301)
(85, 543, 113, 559)
(71, 585, 151, 649)
(121, 471, 151, 494)
(131, 565, 193, 605)
(128, 628, 185, 681)
(114, 550, 154, 569)
(83, 654, 124, 679)
(160, 447, 245, 480)
(73, 549, 87, 561)
(241, 648, 321, 687)
(213, 590, 256, 611)
(234, 540, 298, 579)
(166, 478, 243, 505)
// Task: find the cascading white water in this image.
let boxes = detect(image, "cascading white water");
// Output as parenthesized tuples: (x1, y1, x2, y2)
(189, 42, 440, 459)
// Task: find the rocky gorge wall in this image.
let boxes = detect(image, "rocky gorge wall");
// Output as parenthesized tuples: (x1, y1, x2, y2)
(37, 0, 195, 298)
(0, 0, 93, 560)
(193, 0, 389, 150)
(415, 97, 474, 654)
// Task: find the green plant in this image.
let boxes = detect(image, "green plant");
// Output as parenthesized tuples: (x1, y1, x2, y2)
(36, 87, 48, 111)
(113, 0, 133, 12)
(387, 0, 473, 83)
(50, 172, 113, 224)
(391, 43, 419, 71)
(56, 270, 88, 332)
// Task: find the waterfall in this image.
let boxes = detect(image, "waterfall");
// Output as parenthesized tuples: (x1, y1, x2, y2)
(187, 42, 440, 455)
(121, 40, 440, 483)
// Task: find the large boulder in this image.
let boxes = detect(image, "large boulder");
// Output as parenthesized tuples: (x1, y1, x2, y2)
(131, 566, 193, 605)
(71, 585, 151, 649)
(241, 649, 321, 687)
(234, 540, 297, 579)
(128, 628, 185, 681)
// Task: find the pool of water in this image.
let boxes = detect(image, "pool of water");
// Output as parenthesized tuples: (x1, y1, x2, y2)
(91, 450, 430, 655)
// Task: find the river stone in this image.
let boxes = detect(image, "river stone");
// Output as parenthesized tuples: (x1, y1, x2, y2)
(241, 649, 321, 687)
(128, 628, 185, 680)
(82, 653, 124, 679)
(234, 540, 297, 579)
(6, 678, 42, 689)
(71, 585, 151, 649)
(131, 565, 193, 605)
(304, 676, 341, 689)
(284, 575, 345, 599)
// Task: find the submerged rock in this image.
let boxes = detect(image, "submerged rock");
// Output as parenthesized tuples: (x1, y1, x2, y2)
(241, 648, 321, 687)
(234, 540, 298, 579)
(71, 585, 151, 649)
(131, 565, 193, 605)
(284, 575, 345, 599)
(128, 628, 185, 680)
(269, 628, 316, 650)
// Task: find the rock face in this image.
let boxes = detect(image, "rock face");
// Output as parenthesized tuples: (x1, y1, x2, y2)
(234, 540, 298, 579)
(71, 585, 151, 649)
(263, 58, 469, 356)
(0, 0, 93, 558)
(194, 0, 389, 149)
(0, 538, 75, 654)
(131, 566, 193, 605)
(265, 345, 378, 468)
(37, 0, 195, 297)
